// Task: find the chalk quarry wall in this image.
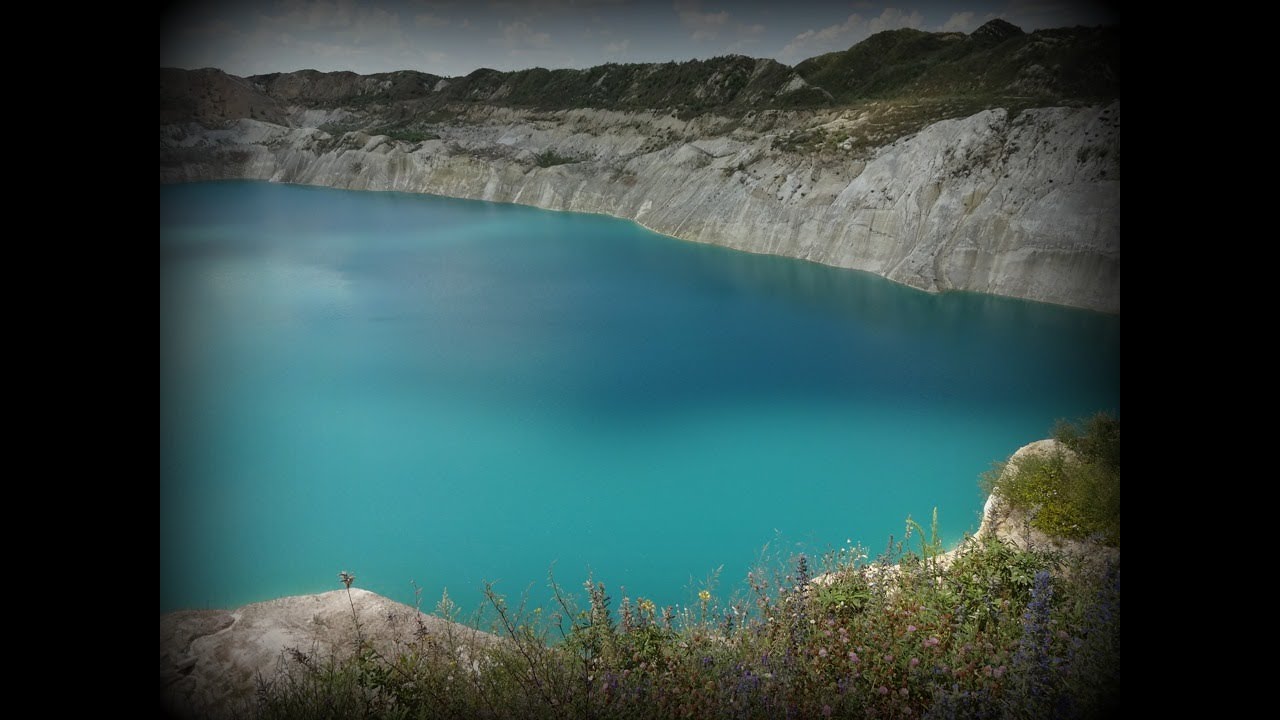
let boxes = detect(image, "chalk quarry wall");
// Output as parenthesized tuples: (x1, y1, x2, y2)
(160, 103, 1120, 312)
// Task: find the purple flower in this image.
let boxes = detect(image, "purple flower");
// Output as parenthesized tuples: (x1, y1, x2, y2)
(878, 686, 889, 696)
(900, 687, 909, 697)
(909, 657, 920, 668)
(907, 624, 917, 633)
(925, 636, 940, 647)
(884, 654, 894, 663)
(848, 651, 859, 663)
(819, 648, 828, 658)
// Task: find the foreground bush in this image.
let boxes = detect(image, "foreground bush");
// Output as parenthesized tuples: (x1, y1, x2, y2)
(257, 419, 1120, 719)
(255, 536, 1119, 719)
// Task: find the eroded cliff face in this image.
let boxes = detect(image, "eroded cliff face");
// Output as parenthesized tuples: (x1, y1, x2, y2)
(160, 101, 1119, 312)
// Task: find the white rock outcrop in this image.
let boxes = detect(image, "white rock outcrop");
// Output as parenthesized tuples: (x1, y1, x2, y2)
(160, 588, 497, 720)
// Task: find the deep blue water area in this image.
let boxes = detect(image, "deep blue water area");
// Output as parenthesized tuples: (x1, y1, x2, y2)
(160, 181, 1119, 616)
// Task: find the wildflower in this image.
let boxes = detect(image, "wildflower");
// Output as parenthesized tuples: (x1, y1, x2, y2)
(900, 687, 909, 697)
(848, 651, 859, 663)
(818, 648, 828, 658)
(338, 571, 355, 589)
(907, 624, 917, 633)
(878, 686, 890, 695)
(910, 657, 920, 668)
(884, 654, 894, 663)
(699, 589, 711, 602)
(925, 636, 940, 647)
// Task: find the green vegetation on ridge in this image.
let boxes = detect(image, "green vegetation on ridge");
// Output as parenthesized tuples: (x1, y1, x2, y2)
(794, 22, 1119, 104)
(161, 20, 1119, 131)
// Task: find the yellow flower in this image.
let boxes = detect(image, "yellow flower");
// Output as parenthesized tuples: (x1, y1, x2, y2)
(639, 598, 656, 614)
(699, 589, 711, 602)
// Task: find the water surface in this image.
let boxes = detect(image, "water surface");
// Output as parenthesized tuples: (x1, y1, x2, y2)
(160, 181, 1120, 615)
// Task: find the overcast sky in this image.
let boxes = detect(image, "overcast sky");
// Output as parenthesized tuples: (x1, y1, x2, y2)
(160, 1, 1119, 78)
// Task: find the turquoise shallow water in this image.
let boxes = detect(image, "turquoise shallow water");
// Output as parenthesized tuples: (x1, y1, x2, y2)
(160, 181, 1120, 616)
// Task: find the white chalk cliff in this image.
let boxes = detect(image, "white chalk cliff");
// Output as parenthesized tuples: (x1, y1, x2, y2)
(161, 99, 1120, 313)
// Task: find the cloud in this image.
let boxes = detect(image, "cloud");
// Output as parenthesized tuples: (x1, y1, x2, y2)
(500, 20, 551, 50)
(779, 7, 924, 61)
(183, 18, 237, 38)
(347, 7, 403, 45)
(939, 12, 978, 32)
(675, 0, 729, 41)
(256, 1, 353, 32)
(489, 0, 628, 12)
(604, 39, 630, 54)
(253, 2, 408, 48)
(725, 22, 766, 52)
(868, 8, 925, 34)
(415, 13, 450, 28)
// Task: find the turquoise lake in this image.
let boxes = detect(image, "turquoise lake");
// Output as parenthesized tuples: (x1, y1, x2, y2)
(160, 181, 1120, 617)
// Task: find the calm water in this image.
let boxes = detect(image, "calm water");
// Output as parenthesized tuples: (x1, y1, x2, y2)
(160, 181, 1120, 616)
